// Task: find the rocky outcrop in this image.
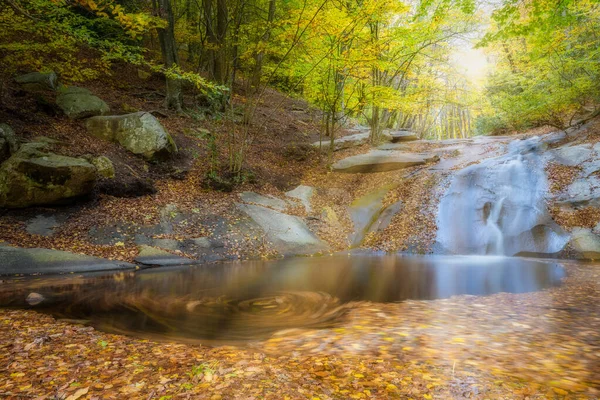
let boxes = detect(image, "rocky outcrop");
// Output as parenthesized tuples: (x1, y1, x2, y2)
(237, 203, 328, 255)
(0, 243, 134, 275)
(436, 137, 570, 256)
(15, 71, 59, 92)
(56, 86, 110, 119)
(0, 123, 18, 164)
(570, 228, 600, 260)
(333, 150, 439, 173)
(0, 143, 97, 208)
(85, 112, 177, 159)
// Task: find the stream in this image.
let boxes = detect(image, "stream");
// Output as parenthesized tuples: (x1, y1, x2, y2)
(0, 255, 565, 344)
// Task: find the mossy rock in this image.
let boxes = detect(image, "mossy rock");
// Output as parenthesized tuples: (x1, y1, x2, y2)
(56, 86, 110, 119)
(91, 156, 115, 178)
(0, 123, 18, 164)
(85, 112, 177, 160)
(0, 143, 97, 208)
(15, 71, 59, 92)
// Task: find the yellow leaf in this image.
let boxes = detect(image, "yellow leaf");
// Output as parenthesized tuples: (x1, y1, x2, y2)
(66, 387, 89, 400)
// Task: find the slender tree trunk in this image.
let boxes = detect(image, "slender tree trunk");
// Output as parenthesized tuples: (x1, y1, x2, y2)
(154, 0, 183, 111)
(215, 0, 228, 84)
(251, 0, 276, 92)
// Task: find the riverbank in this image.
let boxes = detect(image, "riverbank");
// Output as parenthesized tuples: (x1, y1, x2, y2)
(1, 259, 599, 399)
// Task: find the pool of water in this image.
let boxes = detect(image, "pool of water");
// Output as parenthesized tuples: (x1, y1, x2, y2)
(0, 255, 565, 343)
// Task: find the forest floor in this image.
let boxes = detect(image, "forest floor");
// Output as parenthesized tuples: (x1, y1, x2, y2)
(1, 260, 599, 399)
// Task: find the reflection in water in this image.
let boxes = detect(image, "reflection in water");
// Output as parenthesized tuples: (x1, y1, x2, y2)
(0, 255, 565, 343)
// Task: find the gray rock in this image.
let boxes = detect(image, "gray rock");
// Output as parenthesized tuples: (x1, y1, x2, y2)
(0, 123, 18, 164)
(550, 144, 593, 166)
(333, 150, 438, 173)
(15, 71, 58, 92)
(237, 203, 328, 255)
(570, 228, 600, 260)
(285, 185, 314, 213)
(240, 191, 288, 211)
(437, 136, 570, 256)
(85, 112, 177, 159)
(389, 130, 418, 142)
(557, 176, 600, 208)
(25, 215, 63, 236)
(56, 86, 110, 119)
(594, 142, 600, 153)
(312, 131, 392, 151)
(594, 222, 600, 235)
(135, 245, 197, 266)
(91, 156, 115, 178)
(0, 243, 134, 275)
(0, 143, 97, 208)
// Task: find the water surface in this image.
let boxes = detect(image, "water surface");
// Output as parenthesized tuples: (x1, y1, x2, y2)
(0, 255, 565, 343)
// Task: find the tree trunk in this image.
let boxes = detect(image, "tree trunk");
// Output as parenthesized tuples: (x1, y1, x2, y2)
(251, 0, 276, 92)
(155, 0, 183, 111)
(214, 0, 228, 84)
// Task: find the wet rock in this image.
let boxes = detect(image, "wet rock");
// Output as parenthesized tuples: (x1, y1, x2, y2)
(570, 228, 600, 260)
(333, 150, 438, 173)
(0, 243, 134, 275)
(85, 112, 177, 160)
(239, 191, 288, 211)
(56, 86, 110, 119)
(26, 293, 45, 306)
(437, 137, 569, 256)
(389, 130, 418, 142)
(237, 203, 328, 255)
(135, 245, 197, 266)
(550, 144, 593, 166)
(15, 71, 58, 92)
(285, 185, 314, 213)
(0, 143, 97, 208)
(91, 156, 115, 178)
(556, 176, 600, 209)
(0, 123, 18, 164)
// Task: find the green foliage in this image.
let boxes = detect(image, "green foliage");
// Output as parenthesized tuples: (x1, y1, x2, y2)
(478, 0, 600, 132)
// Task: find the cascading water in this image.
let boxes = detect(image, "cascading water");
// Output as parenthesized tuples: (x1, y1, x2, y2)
(436, 136, 569, 256)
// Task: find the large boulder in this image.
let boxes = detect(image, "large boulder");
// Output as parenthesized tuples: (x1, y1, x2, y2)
(0, 123, 18, 164)
(56, 86, 110, 119)
(333, 150, 438, 173)
(15, 71, 59, 92)
(0, 143, 97, 208)
(85, 112, 177, 159)
(237, 203, 328, 255)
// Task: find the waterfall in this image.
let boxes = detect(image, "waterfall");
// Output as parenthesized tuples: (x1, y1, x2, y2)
(436, 137, 569, 256)
(485, 197, 505, 255)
